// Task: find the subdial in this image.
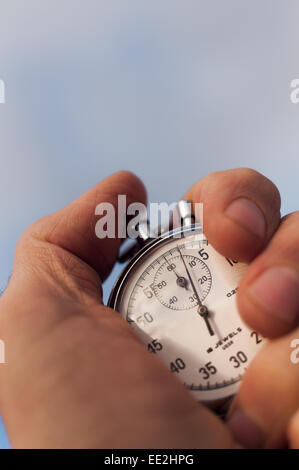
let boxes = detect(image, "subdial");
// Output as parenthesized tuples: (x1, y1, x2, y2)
(153, 254, 212, 310)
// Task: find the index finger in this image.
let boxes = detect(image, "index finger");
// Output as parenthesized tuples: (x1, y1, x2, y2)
(15, 170, 147, 283)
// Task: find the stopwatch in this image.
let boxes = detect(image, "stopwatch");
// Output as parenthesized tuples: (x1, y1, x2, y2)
(108, 201, 265, 414)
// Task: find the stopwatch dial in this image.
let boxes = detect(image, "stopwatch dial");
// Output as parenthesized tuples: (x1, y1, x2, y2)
(113, 229, 265, 402)
(153, 253, 212, 310)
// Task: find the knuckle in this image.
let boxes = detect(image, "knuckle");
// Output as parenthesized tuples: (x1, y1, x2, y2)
(233, 168, 280, 198)
(15, 230, 101, 303)
(196, 168, 281, 213)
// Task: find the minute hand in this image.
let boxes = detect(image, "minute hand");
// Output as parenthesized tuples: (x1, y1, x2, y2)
(177, 246, 214, 336)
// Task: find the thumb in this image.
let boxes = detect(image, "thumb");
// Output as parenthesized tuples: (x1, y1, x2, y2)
(227, 330, 299, 448)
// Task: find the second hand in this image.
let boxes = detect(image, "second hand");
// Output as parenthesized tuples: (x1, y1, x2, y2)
(177, 245, 214, 336)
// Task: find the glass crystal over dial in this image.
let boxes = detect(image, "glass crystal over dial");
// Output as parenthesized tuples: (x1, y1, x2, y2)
(109, 226, 265, 403)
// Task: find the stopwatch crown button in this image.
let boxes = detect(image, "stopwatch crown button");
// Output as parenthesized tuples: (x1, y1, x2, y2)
(176, 200, 194, 228)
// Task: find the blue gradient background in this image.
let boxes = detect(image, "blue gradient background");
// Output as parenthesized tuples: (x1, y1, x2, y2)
(1, 1, 299, 448)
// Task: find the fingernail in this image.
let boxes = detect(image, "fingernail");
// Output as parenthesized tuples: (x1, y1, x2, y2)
(249, 266, 299, 324)
(227, 408, 264, 449)
(225, 198, 266, 238)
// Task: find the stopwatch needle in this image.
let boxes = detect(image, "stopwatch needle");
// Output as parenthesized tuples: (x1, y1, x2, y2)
(177, 246, 215, 337)
(163, 255, 188, 290)
(197, 305, 214, 337)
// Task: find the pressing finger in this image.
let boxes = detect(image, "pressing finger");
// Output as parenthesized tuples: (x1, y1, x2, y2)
(184, 168, 281, 262)
(237, 211, 299, 338)
(227, 329, 299, 448)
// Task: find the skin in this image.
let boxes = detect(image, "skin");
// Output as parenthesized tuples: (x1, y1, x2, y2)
(0, 168, 298, 449)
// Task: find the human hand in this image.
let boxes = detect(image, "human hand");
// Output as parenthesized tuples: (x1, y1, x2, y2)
(0, 168, 298, 449)
(0, 171, 234, 448)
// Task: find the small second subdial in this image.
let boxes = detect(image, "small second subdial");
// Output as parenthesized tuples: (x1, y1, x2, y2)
(153, 253, 212, 310)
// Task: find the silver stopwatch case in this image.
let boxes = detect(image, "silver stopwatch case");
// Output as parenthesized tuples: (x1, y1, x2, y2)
(108, 201, 265, 414)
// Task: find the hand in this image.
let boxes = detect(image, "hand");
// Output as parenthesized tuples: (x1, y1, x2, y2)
(0, 169, 298, 449)
(184, 168, 299, 449)
(0, 171, 234, 449)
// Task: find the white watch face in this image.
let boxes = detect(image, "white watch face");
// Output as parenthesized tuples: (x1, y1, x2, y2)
(110, 227, 265, 402)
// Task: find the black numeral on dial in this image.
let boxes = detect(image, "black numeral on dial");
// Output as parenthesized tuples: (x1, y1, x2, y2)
(148, 339, 163, 353)
(250, 331, 263, 344)
(170, 358, 186, 373)
(229, 351, 248, 368)
(198, 248, 209, 260)
(199, 361, 217, 380)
